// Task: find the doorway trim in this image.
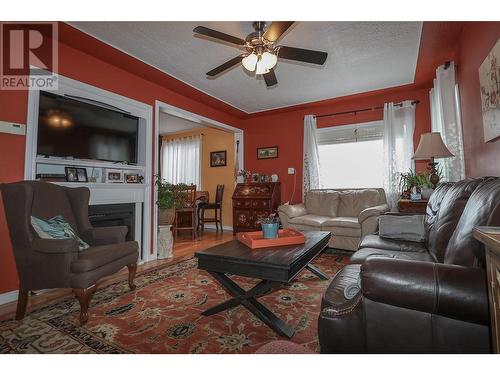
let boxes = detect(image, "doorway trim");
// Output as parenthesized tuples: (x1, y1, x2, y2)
(152, 100, 244, 259)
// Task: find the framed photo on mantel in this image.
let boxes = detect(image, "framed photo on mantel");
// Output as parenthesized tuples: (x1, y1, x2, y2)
(257, 146, 279, 159)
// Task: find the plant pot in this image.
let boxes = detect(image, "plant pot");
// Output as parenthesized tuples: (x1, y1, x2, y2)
(262, 223, 279, 239)
(158, 208, 175, 225)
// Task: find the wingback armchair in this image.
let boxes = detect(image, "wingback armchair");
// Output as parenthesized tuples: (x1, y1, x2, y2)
(0, 181, 139, 325)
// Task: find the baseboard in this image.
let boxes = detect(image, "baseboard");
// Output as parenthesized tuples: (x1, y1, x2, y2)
(203, 224, 233, 231)
(0, 289, 18, 305)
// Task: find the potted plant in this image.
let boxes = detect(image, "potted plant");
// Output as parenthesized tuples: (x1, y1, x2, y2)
(399, 170, 440, 200)
(259, 213, 280, 239)
(155, 175, 188, 225)
(236, 169, 251, 183)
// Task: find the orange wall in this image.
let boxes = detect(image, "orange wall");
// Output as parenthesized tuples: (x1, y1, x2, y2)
(0, 23, 243, 294)
(456, 22, 500, 177)
(162, 127, 235, 227)
(239, 86, 432, 203)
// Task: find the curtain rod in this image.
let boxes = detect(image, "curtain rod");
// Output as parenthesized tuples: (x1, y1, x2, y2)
(313, 100, 420, 119)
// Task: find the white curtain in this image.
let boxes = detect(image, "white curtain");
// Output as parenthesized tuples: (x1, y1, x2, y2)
(383, 101, 416, 210)
(303, 115, 321, 198)
(161, 135, 201, 187)
(430, 62, 465, 182)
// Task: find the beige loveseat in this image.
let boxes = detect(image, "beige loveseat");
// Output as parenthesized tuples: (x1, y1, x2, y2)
(278, 188, 389, 251)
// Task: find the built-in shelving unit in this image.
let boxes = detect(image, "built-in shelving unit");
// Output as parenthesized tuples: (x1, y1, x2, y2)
(25, 72, 154, 262)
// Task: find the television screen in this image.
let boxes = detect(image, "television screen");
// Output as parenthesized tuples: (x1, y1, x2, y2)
(37, 91, 139, 164)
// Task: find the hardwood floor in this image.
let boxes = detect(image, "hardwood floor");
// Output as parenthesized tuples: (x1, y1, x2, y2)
(0, 229, 234, 321)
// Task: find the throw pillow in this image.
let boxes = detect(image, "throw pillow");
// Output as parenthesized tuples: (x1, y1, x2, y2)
(378, 214, 426, 243)
(31, 215, 90, 250)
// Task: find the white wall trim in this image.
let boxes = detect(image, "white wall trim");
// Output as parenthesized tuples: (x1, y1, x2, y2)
(0, 290, 18, 306)
(202, 224, 233, 231)
(153, 100, 243, 260)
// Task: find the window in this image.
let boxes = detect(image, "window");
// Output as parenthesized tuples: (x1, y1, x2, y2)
(317, 121, 384, 189)
(161, 135, 201, 188)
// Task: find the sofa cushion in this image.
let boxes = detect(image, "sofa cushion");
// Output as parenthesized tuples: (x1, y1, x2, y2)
(359, 234, 428, 253)
(304, 191, 340, 217)
(337, 189, 381, 217)
(71, 241, 138, 273)
(323, 216, 360, 229)
(289, 214, 331, 227)
(350, 247, 435, 264)
(321, 226, 361, 238)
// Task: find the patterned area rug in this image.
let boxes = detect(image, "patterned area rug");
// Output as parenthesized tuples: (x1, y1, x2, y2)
(0, 254, 348, 354)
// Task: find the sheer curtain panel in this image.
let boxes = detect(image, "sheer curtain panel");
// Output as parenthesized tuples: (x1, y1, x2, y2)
(161, 135, 201, 187)
(429, 62, 465, 182)
(383, 101, 416, 210)
(303, 115, 321, 198)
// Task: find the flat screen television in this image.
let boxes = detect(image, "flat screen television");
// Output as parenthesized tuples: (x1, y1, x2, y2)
(37, 91, 139, 164)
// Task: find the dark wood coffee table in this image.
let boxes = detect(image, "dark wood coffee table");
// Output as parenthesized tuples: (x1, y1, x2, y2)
(195, 231, 331, 338)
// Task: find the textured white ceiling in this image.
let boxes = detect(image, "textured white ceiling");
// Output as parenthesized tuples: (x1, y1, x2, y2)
(159, 112, 205, 135)
(70, 22, 422, 113)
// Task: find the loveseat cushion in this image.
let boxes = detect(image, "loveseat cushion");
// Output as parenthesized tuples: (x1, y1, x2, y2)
(322, 226, 361, 238)
(350, 247, 435, 264)
(289, 214, 331, 227)
(304, 191, 340, 217)
(323, 217, 360, 228)
(71, 241, 138, 273)
(359, 234, 428, 253)
(337, 189, 381, 217)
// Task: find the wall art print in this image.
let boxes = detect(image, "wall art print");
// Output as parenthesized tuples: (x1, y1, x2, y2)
(478, 38, 500, 142)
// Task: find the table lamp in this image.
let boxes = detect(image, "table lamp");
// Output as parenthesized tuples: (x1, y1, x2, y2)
(413, 132, 454, 187)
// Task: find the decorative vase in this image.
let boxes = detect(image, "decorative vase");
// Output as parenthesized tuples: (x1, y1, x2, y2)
(158, 208, 175, 225)
(262, 223, 279, 239)
(421, 188, 433, 200)
(236, 175, 244, 183)
(157, 225, 173, 259)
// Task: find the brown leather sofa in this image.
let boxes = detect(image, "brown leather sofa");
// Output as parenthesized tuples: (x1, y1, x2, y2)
(318, 177, 500, 353)
(0, 181, 139, 325)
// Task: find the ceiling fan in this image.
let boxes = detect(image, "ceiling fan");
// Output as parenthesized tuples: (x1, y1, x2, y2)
(193, 21, 328, 87)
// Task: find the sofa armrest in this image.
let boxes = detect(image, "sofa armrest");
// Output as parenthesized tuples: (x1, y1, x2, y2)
(32, 238, 79, 254)
(278, 203, 307, 219)
(358, 204, 389, 223)
(84, 226, 128, 246)
(361, 258, 489, 326)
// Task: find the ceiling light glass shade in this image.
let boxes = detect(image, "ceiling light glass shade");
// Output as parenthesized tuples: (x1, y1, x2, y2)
(242, 53, 258, 71)
(261, 51, 278, 69)
(255, 59, 269, 75)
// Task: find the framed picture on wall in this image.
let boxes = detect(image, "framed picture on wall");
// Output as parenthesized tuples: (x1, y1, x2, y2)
(210, 150, 227, 167)
(257, 146, 279, 159)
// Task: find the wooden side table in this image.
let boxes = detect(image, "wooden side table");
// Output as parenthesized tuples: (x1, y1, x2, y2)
(473, 226, 500, 353)
(398, 199, 428, 214)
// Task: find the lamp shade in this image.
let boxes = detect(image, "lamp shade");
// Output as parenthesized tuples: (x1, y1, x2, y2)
(413, 132, 454, 160)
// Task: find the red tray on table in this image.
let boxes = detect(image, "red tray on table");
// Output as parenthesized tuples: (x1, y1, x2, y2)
(237, 229, 306, 249)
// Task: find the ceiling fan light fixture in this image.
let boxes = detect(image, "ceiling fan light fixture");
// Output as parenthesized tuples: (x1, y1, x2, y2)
(242, 53, 258, 71)
(261, 51, 278, 70)
(255, 59, 269, 75)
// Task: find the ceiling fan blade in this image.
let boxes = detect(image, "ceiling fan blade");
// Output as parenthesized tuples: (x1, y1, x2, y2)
(278, 46, 328, 65)
(263, 22, 294, 43)
(206, 55, 244, 77)
(193, 26, 246, 46)
(263, 69, 278, 87)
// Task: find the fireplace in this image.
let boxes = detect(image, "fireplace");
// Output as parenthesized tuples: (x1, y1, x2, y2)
(88, 203, 136, 241)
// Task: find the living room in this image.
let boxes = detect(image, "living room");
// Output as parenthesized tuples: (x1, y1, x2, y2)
(0, 1, 499, 373)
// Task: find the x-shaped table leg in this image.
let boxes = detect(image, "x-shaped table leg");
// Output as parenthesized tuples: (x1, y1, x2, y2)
(201, 271, 294, 338)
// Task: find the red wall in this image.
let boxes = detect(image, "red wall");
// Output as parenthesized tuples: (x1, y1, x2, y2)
(456, 22, 500, 177)
(0, 24, 244, 294)
(240, 86, 431, 203)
